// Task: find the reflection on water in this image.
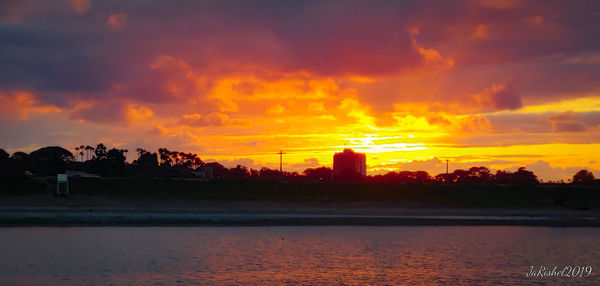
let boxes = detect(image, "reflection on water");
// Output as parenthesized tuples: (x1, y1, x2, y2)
(0, 227, 598, 285)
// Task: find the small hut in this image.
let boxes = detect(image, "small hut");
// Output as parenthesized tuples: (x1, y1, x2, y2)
(56, 174, 69, 196)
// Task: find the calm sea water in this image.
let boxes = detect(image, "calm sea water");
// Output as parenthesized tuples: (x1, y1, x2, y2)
(0, 226, 598, 285)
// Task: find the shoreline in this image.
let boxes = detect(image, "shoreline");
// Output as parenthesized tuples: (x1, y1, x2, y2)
(2, 192, 600, 227)
(1, 205, 599, 227)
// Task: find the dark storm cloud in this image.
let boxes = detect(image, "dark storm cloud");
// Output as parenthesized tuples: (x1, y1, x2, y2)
(68, 101, 129, 124)
(546, 110, 600, 132)
(0, 27, 113, 92)
(486, 110, 600, 134)
(551, 121, 587, 133)
(581, 111, 600, 127)
(486, 113, 552, 133)
(547, 111, 576, 122)
(414, 0, 600, 64)
(490, 83, 522, 110)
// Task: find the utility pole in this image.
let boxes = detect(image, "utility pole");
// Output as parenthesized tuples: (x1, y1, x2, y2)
(277, 150, 286, 175)
(446, 159, 449, 183)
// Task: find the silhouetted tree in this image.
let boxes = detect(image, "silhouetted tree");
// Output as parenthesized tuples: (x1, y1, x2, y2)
(283, 171, 301, 180)
(0, 151, 30, 176)
(133, 149, 159, 176)
(468, 166, 492, 183)
(136, 148, 147, 157)
(370, 170, 432, 183)
(334, 168, 364, 181)
(78, 145, 85, 162)
(74, 146, 81, 162)
(0, 149, 8, 175)
(10, 151, 28, 161)
(259, 167, 280, 180)
(0, 149, 8, 161)
(158, 148, 173, 167)
(433, 173, 447, 183)
(88, 144, 129, 176)
(303, 167, 333, 181)
(0, 143, 560, 186)
(28, 146, 73, 175)
(449, 169, 470, 183)
(154, 148, 205, 177)
(228, 165, 250, 178)
(492, 167, 538, 184)
(107, 148, 127, 165)
(494, 170, 512, 184)
(85, 145, 94, 161)
(178, 152, 203, 170)
(512, 167, 538, 184)
(413, 170, 431, 182)
(94, 143, 108, 160)
(572, 170, 595, 184)
(8, 152, 29, 175)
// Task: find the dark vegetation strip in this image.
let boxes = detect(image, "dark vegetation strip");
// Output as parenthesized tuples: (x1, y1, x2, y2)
(3, 176, 600, 209)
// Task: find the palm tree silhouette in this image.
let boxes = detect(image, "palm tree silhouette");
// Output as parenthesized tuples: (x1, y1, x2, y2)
(78, 145, 85, 162)
(85, 145, 95, 161)
(74, 146, 81, 162)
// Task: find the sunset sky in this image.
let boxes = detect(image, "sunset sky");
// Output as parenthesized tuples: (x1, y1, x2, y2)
(1, 0, 600, 181)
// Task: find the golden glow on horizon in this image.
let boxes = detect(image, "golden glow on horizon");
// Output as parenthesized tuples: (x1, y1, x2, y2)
(519, 96, 600, 113)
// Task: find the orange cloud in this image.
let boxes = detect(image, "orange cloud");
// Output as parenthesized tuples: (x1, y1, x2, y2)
(456, 115, 492, 133)
(69, 99, 154, 125)
(126, 105, 154, 122)
(412, 39, 455, 72)
(471, 25, 489, 39)
(307, 102, 325, 113)
(0, 91, 61, 119)
(180, 112, 250, 127)
(69, 0, 91, 14)
(267, 104, 285, 115)
(479, 0, 522, 10)
(107, 12, 127, 30)
(525, 15, 544, 26)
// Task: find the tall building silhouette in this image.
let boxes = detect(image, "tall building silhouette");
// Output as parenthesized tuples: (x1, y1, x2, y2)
(333, 148, 366, 180)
